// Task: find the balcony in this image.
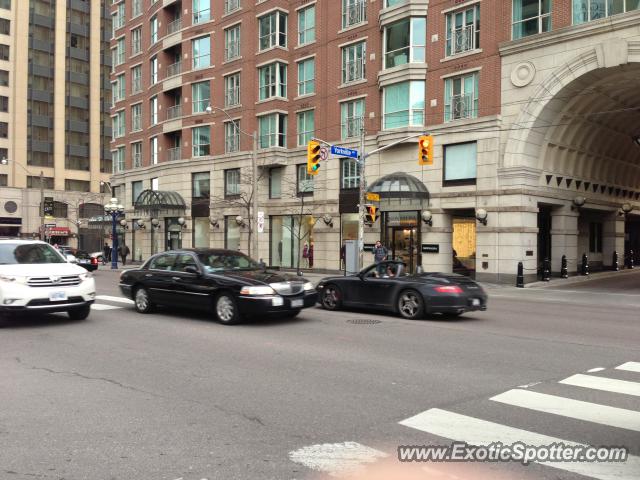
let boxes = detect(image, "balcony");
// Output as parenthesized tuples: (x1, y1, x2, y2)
(167, 147, 181, 162)
(167, 17, 182, 35)
(166, 104, 182, 120)
(449, 24, 475, 56)
(166, 60, 182, 78)
(132, 153, 142, 168)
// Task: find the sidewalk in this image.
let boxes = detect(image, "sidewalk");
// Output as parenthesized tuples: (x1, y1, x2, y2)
(526, 267, 639, 288)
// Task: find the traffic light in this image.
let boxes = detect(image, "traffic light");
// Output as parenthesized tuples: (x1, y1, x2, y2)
(418, 135, 434, 166)
(307, 140, 321, 175)
(365, 204, 379, 225)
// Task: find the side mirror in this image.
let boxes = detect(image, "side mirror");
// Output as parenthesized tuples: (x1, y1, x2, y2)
(184, 265, 200, 275)
(66, 254, 77, 263)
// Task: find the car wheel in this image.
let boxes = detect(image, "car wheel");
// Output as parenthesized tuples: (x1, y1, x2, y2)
(397, 290, 424, 320)
(321, 284, 342, 311)
(68, 305, 90, 320)
(214, 293, 241, 325)
(134, 287, 154, 314)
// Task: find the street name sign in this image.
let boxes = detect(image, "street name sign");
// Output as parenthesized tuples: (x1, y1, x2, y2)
(330, 145, 358, 159)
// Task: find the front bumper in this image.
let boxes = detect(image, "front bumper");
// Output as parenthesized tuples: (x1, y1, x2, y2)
(237, 291, 318, 316)
(0, 279, 96, 313)
(119, 283, 133, 299)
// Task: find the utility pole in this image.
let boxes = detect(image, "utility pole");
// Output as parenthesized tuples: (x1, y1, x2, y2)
(252, 130, 259, 259)
(357, 123, 367, 272)
(39, 171, 45, 241)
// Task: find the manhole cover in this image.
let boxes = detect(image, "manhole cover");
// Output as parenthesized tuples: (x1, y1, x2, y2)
(347, 318, 381, 325)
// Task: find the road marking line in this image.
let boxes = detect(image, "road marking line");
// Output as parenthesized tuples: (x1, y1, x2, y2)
(95, 295, 134, 305)
(587, 367, 605, 373)
(559, 374, 640, 397)
(616, 362, 640, 373)
(91, 304, 122, 311)
(289, 442, 388, 478)
(490, 389, 640, 432)
(399, 408, 640, 480)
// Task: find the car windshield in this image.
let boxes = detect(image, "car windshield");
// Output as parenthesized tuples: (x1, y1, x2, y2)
(197, 252, 261, 273)
(0, 243, 66, 264)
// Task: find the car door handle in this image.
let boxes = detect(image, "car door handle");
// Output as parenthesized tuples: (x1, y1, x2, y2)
(171, 276, 181, 281)
(145, 274, 153, 277)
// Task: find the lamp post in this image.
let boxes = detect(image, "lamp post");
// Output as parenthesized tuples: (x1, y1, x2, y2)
(205, 104, 259, 259)
(1, 157, 45, 239)
(104, 197, 124, 269)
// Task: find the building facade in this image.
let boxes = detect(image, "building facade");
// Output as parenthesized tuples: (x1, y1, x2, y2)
(0, 0, 112, 251)
(110, 0, 640, 282)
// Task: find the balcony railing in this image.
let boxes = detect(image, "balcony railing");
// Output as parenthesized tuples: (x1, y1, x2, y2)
(225, 41, 240, 61)
(342, 0, 367, 29)
(132, 153, 142, 168)
(167, 104, 182, 120)
(166, 60, 182, 78)
(342, 59, 365, 84)
(342, 116, 363, 138)
(224, 0, 240, 14)
(225, 87, 240, 107)
(167, 147, 181, 162)
(167, 17, 182, 35)
(450, 93, 473, 120)
(225, 135, 239, 153)
(452, 24, 475, 55)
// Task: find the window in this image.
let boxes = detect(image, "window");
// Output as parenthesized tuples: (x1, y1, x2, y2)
(112, 74, 125, 104)
(225, 25, 241, 61)
(192, 81, 210, 114)
(0, 95, 7, 112)
(297, 58, 315, 96)
(342, 0, 367, 29)
(225, 168, 241, 196)
(224, 72, 240, 107)
(384, 18, 426, 68)
(132, 141, 142, 168)
(112, 146, 125, 173)
(589, 222, 603, 253)
(0, 1, 10, 11)
(150, 138, 158, 168)
(386, 0, 407, 6)
(259, 62, 287, 100)
(193, 0, 211, 24)
(112, 111, 125, 138)
(132, 180, 143, 204)
(259, 10, 287, 51)
(297, 110, 315, 146)
(192, 172, 210, 199)
(192, 36, 210, 69)
(131, 65, 142, 93)
(446, 6, 480, 57)
(512, 0, 551, 39)
(112, 38, 125, 66)
(151, 177, 159, 190)
(341, 41, 366, 84)
(0, 174, 6, 187)
(131, 27, 142, 55)
(298, 5, 316, 45)
(297, 164, 314, 194)
(225, 217, 241, 251)
(0, 69, 7, 86)
(65, 179, 90, 192)
(258, 113, 287, 148)
(269, 167, 282, 198)
(27, 176, 54, 189)
(150, 56, 158, 84)
(444, 72, 479, 122)
(132, 0, 142, 18)
(225, 121, 240, 153)
(383, 81, 425, 129)
(225, 0, 240, 15)
(443, 142, 477, 185)
(341, 158, 361, 189)
(573, 0, 639, 24)
(131, 104, 142, 131)
(0, 18, 10, 36)
(149, 15, 158, 44)
(113, 3, 125, 34)
(192, 126, 210, 157)
(150, 96, 158, 125)
(340, 99, 364, 139)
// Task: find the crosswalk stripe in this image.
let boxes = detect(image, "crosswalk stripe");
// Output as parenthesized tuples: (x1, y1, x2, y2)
(399, 408, 640, 480)
(95, 295, 134, 305)
(490, 389, 640, 432)
(616, 362, 640, 373)
(91, 304, 122, 311)
(559, 374, 640, 397)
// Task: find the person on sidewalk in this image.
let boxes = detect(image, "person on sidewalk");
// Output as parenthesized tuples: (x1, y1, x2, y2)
(373, 240, 388, 275)
(119, 243, 130, 266)
(102, 243, 111, 265)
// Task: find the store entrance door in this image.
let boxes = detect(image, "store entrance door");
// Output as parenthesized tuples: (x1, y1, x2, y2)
(390, 227, 418, 273)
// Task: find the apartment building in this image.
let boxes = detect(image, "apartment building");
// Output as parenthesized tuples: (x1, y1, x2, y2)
(110, 0, 640, 283)
(0, 0, 112, 251)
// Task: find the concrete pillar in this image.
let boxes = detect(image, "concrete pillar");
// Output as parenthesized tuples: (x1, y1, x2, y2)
(421, 212, 452, 273)
(550, 206, 579, 275)
(602, 212, 625, 268)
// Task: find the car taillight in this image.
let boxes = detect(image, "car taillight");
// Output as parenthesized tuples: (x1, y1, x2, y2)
(434, 285, 463, 294)
(91, 257, 98, 265)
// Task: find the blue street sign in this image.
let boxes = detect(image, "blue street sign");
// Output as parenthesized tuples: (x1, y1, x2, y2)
(330, 145, 359, 159)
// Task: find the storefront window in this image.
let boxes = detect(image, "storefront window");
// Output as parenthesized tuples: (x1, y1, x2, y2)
(270, 215, 314, 268)
(225, 216, 241, 251)
(193, 217, 210, 248)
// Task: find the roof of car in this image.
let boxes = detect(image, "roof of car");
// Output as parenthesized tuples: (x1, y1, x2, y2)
(152, 248, 250, 256)
(0, 239, 47, 244)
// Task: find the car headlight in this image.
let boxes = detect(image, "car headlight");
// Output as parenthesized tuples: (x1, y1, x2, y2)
(240, 285, 276, 295)
(303, 282, 314, 291)
(0, 275, 28, 284)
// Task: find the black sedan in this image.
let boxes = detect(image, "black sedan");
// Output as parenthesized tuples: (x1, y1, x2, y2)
(119, 249, 318, 324)
(74, 250, 99, 271)
(316, 260, 487, 319)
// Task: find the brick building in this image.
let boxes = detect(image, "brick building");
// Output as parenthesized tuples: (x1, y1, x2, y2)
(110, 0, 640, 282)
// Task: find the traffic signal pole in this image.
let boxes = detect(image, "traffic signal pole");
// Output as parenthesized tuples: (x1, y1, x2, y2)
(357, 124, 366, 272)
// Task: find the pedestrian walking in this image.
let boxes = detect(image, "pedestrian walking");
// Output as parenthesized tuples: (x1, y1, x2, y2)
(308, 242, 314, 269)
(302, 242, 310, 268)
(340, 243, 346, 270)
(102, 242, 111, 265)
(119, 244, 130, 266)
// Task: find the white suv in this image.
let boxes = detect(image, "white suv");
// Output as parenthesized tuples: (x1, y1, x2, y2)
(0, 240, 96, 321)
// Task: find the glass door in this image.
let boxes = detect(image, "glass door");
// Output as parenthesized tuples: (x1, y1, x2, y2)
(391, 227, 417, 273)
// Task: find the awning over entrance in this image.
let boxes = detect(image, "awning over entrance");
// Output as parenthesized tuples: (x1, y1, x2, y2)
(367, 172, 430, 201)
(133, 190, 187, 214)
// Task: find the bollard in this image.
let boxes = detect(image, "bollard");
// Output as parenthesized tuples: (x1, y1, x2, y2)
(516, 261, 524, 288)
(629, 250, 635, 269)
(581, 253, 589, 276)
(560, 255, 568, 278)
(612, 251, 619, 271)
(542, 258, 551, 281)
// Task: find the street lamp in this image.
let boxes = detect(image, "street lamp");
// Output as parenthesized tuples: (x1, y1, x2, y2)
(1, 157, 46, 239)
(205, 103, 259, 258)
(104, 197, 124, 269)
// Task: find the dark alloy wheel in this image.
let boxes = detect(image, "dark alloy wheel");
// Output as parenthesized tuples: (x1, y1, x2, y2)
(68, 305, 91, 320)
(214, 293, 241, 325)
(134, 287, 154, 314)
(397, 290, 424, 320)
(321, 285, 342, 311)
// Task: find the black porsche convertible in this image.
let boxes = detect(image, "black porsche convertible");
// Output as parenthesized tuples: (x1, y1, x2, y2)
(316, 260, 487, 319)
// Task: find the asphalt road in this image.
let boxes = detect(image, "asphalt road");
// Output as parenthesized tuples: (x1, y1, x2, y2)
(0, 270, 639, 480)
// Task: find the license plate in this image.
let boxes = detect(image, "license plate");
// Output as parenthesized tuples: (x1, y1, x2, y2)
(291, 299, 303, 308)
(471, 298, 481, 306)
(49, 291, 67, 302)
